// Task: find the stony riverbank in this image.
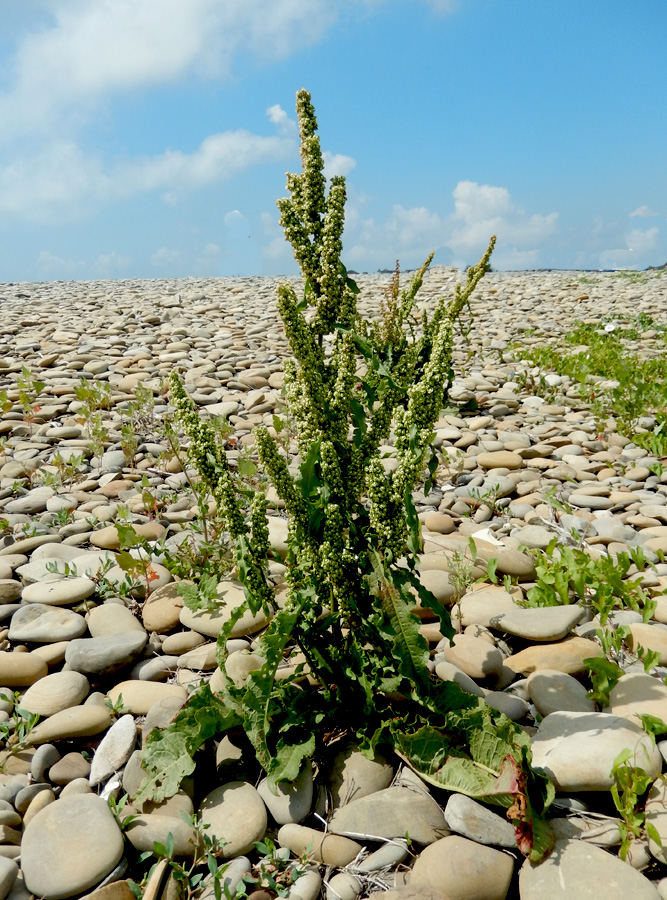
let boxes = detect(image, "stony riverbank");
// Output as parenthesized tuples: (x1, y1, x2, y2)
(0, 268, 667, 899)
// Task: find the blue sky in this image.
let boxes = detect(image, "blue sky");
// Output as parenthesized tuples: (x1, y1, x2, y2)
(0, 0, 665, 281)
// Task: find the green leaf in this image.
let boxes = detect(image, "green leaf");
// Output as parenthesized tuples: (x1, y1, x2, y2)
(242, 595, 310, 781)
(238, 457, 257, 479)
(637, 713, 667, 738)
(165, 831, 174, 860)
(296, 440, 322, 500)
(134, 685, 240, 804)
(391, 707, 555, 861)
(269, 734, 316, 790)
(114, 522, 142, 549)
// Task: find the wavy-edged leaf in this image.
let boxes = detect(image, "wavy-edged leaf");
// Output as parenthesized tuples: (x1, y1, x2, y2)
(392, 715, 555, 861)
(367, 550, 429, 685)
(269, 732, 316, 790)
(241, 592, 309, 778)
(134, 685, 240, 805)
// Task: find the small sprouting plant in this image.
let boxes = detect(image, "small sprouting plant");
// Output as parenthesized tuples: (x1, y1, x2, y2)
(75, 377, 113, 464)
(104, 693, 127, 719)
(523, 539, 657, 624)
(119, 383, 158, 463)
(610, 748, 664, 861)
(17, 366, 45, 434)
(138, 813, 230, 900)
(0, 691, 39, 751)
(107, 793, 141, 833)
(236, 838, 308, 898)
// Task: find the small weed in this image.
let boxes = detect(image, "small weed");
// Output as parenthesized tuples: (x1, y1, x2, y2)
(17, 366, 45, 434)
(610, 747, 665, 861)
(0, 691, 39, 750)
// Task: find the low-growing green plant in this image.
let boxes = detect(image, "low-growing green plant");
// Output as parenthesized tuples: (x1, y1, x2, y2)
(0, 690, 39, 750)
(236, 837, 308, 898)
(75, 377, 113, 463)
(610, 747, 664, 861)
(523, 539, 657, 624)
(511, 314, 667, 435)
(17, 366, 45, 434)
(136, 89, 554, 862)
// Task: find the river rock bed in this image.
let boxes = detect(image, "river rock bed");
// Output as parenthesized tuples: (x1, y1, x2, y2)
(0, 269, 667, 899)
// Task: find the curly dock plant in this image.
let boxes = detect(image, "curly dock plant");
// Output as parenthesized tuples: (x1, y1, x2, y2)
(138, 89, 554, 860)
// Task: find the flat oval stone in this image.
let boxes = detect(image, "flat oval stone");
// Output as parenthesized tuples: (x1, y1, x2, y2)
(65, 631, 148, 675)
(21, 671, 89, 717)
(531, 711, 662, 792)
(199, 781, 268, 857)
(456, 586, 519, 628)
(527, 670, 595, 716)
(488, 605, 585, 641)
(0, 651, 47, 687)
(8, 603, 87, 642)
(476, 451, 524, 470)
(442, 633, 504, 679)
(328, 785, 449, 845)
(21, 576, 96, 606)
(278, 823, 361, 867)
(106, 680, 187, 715)
(410, 835, 514, 900)
(125, 813, 198, 857)
(0, 580, 21, 603)
(257, 762, 313, 825)
(142, 582, 183, 632)
(608, 672, 667, 726)
(506, 636, 603, 676)
(179, 580, 272, 638)
(28, 705, 111, 745)
(87, 603, 146, 637)
(21, 794, 123, 899)
(519, 838, 660, 900)
(444, 793, 517, 847)
(89, 714, 137, 786)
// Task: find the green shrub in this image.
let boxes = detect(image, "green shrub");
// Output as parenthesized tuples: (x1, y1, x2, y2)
(136, 89, 554, 862)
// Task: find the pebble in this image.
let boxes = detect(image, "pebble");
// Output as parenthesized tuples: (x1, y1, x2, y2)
(65, 631, 148, 675)
(519, 838, 661, 899)
(28, 705, 111, 744)
(328, 785, 449, 845)
(278, 823, 362, 867)
(444, 793, 516, 847)
(89, 714, 137, 786)
(3, 271, 667, 894)
(527, 669, 595, 716)
(257, 761, 313, 825)
(8, 603, 87, 642)
(531, 710, 662, 791)
(410, 835, 514, 900)
(199, 781, 268, 857)
(21, 794, 124, 899)
(20, 670, 89, 716)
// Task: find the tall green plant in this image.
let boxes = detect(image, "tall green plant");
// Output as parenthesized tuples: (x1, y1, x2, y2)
(137, 89, 554, 861)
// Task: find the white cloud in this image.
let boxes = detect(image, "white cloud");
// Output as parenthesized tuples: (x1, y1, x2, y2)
(344, 182, 558, 270)
(0, 107, 296, 222)
(94, 251, 130, 274)
(626, 226, 659, 254)
(448, 180, 558, 255)
(601, 216, 667, 270)
(151, 247, 182, 268)
(0, 0, 338, 141)
(195, 242, 223, 272)
(630, 205, 659, 218)
(323, 151, 357, 180)
(37, 249, 85, 275)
